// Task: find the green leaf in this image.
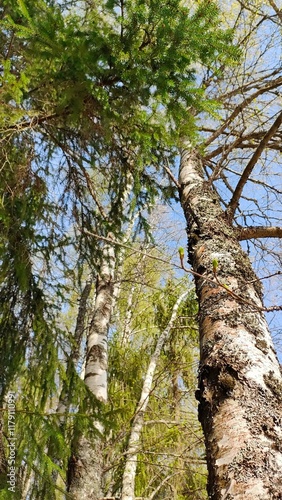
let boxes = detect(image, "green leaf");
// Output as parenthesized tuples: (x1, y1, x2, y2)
(212, 258, 218, 272)
(178, 247, 185, 259)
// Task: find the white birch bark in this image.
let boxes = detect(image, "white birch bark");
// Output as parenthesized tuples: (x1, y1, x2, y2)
(68, 172, 135, 499)
(179, 149, 282, 499)
(68, 242, 115, 499)
(120, 290, 189, 500)
(84, 242, 115, 402)
(84, 171, 134, 401)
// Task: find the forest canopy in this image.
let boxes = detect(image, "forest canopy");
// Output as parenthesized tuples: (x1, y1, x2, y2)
(1, 0, 282, 499)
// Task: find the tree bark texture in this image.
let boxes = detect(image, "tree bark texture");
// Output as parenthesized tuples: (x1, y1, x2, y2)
(68, 244, 115, 499)
(67, 433, 104, 500)
(179, 149, 282, 499)
(68, 173, 135, 498)
(84, 244, 115, 402)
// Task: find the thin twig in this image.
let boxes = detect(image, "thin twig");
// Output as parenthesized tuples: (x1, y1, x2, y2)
(163, 159, 181, 188)
(180, 253, 282, 313)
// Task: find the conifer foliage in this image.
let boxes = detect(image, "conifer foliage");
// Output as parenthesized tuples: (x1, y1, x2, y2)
(3, 0, 281, 499)
(0, 0, 234, 496)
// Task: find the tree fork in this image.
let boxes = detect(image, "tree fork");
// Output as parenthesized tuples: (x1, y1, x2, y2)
(179, 149, 282, 499)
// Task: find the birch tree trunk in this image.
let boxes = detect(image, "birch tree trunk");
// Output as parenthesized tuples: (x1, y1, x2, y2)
(68, 243, 115, 499)
(84, 244, 115, 402)
(178, 149, 282, 499)
(120, 290, 189, 500)
(68, 172, 135, 498)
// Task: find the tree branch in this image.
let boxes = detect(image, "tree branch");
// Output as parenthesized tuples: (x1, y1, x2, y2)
(237, 226, 282, 240)
(227, 110, 282, 220)
(180, 251, 282, 313)
(163, 159, 180, 188)
(0, 112, 62, 137)
(203, 76, 282, 148)
(268, 0, 282, 23)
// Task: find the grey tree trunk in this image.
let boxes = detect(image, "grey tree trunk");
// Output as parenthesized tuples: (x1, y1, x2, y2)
(58, 278, 92, 418)
(179, 149, 282, 499)
(45, 279, 93, 498)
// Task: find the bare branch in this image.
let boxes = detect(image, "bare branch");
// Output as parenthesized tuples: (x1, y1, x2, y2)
(268, 0, 282, 23)
(237, 226, 282, 240)
(163, 159, 180, 188)
(203, 76, 282, 148)
(227, 110, 282, 220)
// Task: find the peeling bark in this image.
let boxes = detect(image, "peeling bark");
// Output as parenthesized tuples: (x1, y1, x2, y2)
(179, 149, 282, 500)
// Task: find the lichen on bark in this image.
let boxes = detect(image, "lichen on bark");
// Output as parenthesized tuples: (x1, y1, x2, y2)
(179, 149, 282, 499)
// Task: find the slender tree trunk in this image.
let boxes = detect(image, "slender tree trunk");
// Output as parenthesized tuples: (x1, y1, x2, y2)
(171, 370, 181, 422)
(120, 290, 188, 500)
(84, 244, 115, 402)
(68, 172, 135, 499)
(43, 280, 93, 498)
(178, 149, 282, 499)
(121, 284, 135, 346)
(68, 243, 115, 499)
(58, 278, 92, 418)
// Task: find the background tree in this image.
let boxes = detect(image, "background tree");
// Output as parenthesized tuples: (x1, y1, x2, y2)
(106, 252, 206, 500)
